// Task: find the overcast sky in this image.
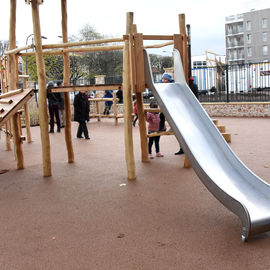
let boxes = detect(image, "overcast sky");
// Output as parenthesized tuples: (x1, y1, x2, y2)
(1, 0, 269, 56)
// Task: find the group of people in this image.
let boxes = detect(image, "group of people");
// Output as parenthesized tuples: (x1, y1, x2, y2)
(47, 84, 123, 140)
(47, 73, 198, 153)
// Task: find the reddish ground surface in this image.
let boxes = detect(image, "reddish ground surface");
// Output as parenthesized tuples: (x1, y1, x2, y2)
(0, 117, 270, 270)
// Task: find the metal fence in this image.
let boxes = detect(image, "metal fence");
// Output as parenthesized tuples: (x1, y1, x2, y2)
(192, 61, 270, 102)
(68, 61, 270, 103)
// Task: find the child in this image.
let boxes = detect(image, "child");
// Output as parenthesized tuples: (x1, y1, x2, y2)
(146, 101, 166, 159)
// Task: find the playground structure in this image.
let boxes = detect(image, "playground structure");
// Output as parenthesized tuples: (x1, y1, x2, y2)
(2, 0, 270, 241)
(3, 0, 189, 180)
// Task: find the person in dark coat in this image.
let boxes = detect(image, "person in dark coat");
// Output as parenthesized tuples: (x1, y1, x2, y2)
(74, 90, 90, 139)
(103, 90, 113, 115)
(189, 76, 199, 99)
(47, 81, 61, 133)
(116, 86, 123, 104)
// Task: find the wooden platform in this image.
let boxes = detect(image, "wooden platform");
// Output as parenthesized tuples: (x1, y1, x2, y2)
(0, 88, 34, 125)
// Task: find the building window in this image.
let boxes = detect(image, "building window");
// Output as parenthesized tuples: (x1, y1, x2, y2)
(262, 32, 267, 42)
(227, 25, 233, 35)
(193, 61, 207, 69)
(246, 21, 251, 31)
(262, 18, 268, 28)
(247, 47, 252, 57)
(263, 46, 268, 56)
(247, 34, 252, 44)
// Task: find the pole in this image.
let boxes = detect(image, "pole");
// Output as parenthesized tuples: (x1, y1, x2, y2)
(123, 12, 136, 180)
(8, 0, 25, 169)
(61, 0, 74, 163)
(31, 0, 52, 176)
(186, 24, 192, 78)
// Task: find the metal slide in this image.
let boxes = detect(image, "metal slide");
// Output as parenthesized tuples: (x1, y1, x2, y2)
(144, 49, 270, 241)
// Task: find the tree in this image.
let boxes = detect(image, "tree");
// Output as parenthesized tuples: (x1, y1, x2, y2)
(26, 55, 64, 81)
(69, 24, 123, 84)
(149, 54, 173, 73)
(0, 41, 9, 59)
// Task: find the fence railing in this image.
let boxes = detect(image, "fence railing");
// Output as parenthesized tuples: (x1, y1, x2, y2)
(192, 61, 270, 102)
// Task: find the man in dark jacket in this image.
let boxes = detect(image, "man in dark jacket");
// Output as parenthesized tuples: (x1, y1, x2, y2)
(47, 81, 61, 133)
(74, 90, 90, 139)
(116, 86, 123, 104)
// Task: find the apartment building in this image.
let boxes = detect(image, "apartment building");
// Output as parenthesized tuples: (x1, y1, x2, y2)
(225, 8, 270, 64)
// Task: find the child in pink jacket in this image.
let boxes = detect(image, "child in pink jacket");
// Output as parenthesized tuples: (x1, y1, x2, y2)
(146, 101, 166, 159)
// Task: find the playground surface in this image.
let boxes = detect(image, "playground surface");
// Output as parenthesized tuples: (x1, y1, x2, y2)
(0, 117, 270, 270)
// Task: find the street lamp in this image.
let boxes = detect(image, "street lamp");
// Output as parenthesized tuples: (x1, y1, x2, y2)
(25, 34, 47, 74)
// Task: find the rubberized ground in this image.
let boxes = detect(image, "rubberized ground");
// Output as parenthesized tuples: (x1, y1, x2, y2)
(0, 117, 270, 269)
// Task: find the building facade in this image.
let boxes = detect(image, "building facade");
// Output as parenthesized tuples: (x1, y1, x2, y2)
(225, 8, 270, 64)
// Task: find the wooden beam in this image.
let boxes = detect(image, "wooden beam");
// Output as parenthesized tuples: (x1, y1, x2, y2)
(144, 41, 174, 49)
(89, 98, 117, 102)
(5, 38, 125, 55)
(50, 84, 122, 93)
(22, 76, 32, 143)
(178, 14, 189, 82)
(113, 92, 118, 125)
(131, 27, 148, 163)
(0, 99, 13, 104)
(8, 0, 24, 169)
(4, 44, 33, 55)
(142, 35, 174, 40)
(20, 45, 124, 56)
(147, 130, 174, 137)
(61, 0, 74, 164)
(31, 0, 51, 176)
(42, 37, 124, 49)
(0, 89, 34, 125)
(134, 33, 145, 93)
(0, 89, 23, 99)
(123, 12, 136, 180)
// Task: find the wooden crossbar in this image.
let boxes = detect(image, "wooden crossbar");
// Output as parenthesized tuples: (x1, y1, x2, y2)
(50, 84, 122, 93)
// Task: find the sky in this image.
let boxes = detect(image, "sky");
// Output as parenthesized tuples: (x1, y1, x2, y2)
(1, 0, 269, 57)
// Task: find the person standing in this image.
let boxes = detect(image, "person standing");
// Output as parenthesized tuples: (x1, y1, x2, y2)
(189, 76, 199, 99)
(57, 81, 65, 128)
(74, 90, 90, 140)
(146, 101, 165, 159)
(116, 86, 123, 104)
(103, 90, 113, 115)
(47, 81, 61, 133)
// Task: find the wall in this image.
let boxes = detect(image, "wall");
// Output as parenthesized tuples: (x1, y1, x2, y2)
(202, 102, 270, 117)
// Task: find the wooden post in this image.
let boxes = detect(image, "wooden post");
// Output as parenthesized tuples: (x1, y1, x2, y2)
(178, 14, 190, 168)
(178, 14, 189, 83)
(61, 0, 74, 163)
(1, 58, 12, 151)
(95, 100, 100, 121)
(123, 12, 136, 180)
(22, 76, 32, 143)
(8, 0, 24, 169)
(16, 111, 22, 136)
(113, 91, 118, 125)
(31, 0, 51, 176)
(132, 33, 148, 162)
